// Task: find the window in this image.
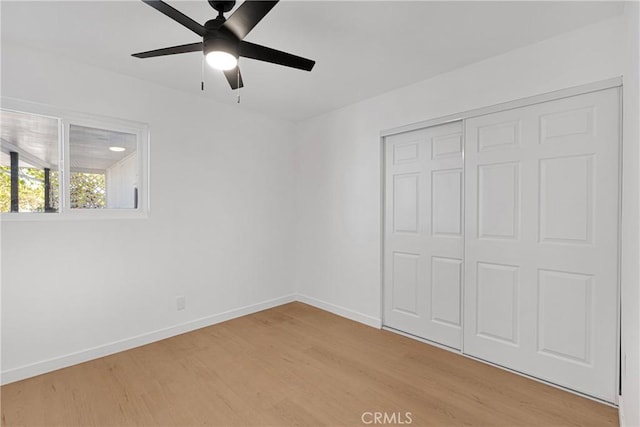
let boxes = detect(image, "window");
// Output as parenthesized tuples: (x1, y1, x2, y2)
(0, 99, 148, 219)
(0, 109, 60, 213)
(69, 124, 138, 209)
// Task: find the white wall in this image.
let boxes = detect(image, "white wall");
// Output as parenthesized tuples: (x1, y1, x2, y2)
(294, 10, 640, 419)
(1, 42, 296, 382)
(294, 16, 625, 322)
(621, 2, 640, 426)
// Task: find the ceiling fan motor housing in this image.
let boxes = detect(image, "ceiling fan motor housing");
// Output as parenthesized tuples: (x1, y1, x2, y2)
(208, 1, 235, 13)
(203, 30, 239, 59)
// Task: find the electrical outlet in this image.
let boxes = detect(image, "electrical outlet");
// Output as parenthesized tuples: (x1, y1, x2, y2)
(176, 296, 186, 311)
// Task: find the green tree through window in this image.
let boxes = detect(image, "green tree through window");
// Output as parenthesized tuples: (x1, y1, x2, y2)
(0, 167, 106, 212)
(0, 166, 58, 212)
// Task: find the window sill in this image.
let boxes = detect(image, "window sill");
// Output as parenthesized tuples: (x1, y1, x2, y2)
(1, 209, 149, 221)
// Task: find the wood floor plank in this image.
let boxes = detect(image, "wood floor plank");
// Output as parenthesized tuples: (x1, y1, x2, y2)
(1, 302, 618, 426)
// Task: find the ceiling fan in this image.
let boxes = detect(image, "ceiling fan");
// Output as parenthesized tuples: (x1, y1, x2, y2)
(132, 0, 316, 90)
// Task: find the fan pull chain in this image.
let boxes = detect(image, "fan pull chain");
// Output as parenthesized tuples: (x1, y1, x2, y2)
(201, 56, 205, 91)
(237, 65, 241, 104)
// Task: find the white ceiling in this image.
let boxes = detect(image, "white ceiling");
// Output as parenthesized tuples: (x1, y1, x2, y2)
(1, 1, 625, 121)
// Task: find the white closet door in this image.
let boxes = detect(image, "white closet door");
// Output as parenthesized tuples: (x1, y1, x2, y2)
(384, 121, 463, 349)
(463, 88, 620, 402)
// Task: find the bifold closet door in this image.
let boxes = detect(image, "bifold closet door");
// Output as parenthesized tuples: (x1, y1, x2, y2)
(384, 121, 463, 349)
(463, 88, 620, 402)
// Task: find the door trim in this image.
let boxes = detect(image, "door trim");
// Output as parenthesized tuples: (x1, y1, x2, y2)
(380, 77, 622, 138)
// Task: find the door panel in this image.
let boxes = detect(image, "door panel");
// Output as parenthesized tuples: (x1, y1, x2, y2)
(431, 256, 462, 327)
(476, 262, 519, 345)
(478, 162, 520, 240)
(537, 269, 592, 364)
(391, 252, 420, 315)
(539, 155, 593, 244)
(393, 174, 420, 233)
(384, 121, 463, 349)
(432, 169, 463, 236)
(463, 88, 619, 402)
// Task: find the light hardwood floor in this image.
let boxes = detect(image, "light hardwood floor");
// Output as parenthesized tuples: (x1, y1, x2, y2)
(1, 302, 618, 426)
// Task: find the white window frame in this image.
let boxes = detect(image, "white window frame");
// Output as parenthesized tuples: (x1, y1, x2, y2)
(1, 97, 149, 220)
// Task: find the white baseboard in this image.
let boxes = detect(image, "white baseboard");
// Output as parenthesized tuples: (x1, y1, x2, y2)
(295, 293, 382, 329)
(1, 294, 296, 385)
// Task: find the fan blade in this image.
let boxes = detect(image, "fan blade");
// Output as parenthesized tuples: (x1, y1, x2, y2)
(224, 67, 244, 90)
(141, 0, 206, 37)
(132, 42, 203, 58)
(223, 1, 278, 40)
(239, 41, 315, 71)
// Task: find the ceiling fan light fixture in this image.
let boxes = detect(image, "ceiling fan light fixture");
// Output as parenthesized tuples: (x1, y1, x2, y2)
(205, 50, 237, 70)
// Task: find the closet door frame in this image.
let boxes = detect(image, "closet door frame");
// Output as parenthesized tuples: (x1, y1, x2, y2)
(380, 77, 623, 403)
